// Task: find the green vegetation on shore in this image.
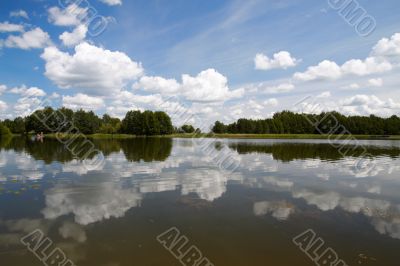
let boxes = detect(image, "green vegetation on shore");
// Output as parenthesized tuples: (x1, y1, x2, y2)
(38, 133, 400, 140)
(2, 108, 400, 140)
(0, 123, 11, 137)
(213, 111, 400, 136)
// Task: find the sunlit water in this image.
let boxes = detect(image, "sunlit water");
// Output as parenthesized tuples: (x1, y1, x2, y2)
(0, 137, 399, 265)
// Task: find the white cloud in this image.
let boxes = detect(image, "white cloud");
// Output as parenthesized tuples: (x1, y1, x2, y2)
(294, 94, 400, 117)
(10, 10, 29, 20)
(134, 76, 180, 94)
(0, 22, 24, 32)
(4, 28, 51, 50)
(372, 33, 400, 57)
(294, 60, 342, 81)
(9, 85, 46, 97)
(368, 78, 383, 87)
(0, 100, 7, 111)
(227, 99, 271, 120)
(254, 51, 299, 70)
(41, 42, 144, 95)
(317, 91, 331, 98)
(341, 83, 360, 90)
(62, 93, 105, 110)
(50, 92, 61, 99)
(341, 57, 392, 76)
(13, 97, 43, 117)
(59, 24, 88, 47)
(180, 69, 244, 102)
(99, 0, 122, 6)
(263, 98, 278, 107)
(294, 58, 391, 81)
(134, 69, 242, 103)
(0, 85, 6, 95)
(340, 95, 400, 117)
(294, 34, 400, 82)
(258, 83, 294, 94)
(48, 4, 87, 27)
(24, 87, 46, 97)
(106, 91, 165, 118)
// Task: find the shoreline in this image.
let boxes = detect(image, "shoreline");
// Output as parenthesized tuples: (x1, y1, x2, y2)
(11, 133, 400, 140)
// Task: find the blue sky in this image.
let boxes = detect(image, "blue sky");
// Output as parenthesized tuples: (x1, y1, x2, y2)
(0, 0, 399, 128)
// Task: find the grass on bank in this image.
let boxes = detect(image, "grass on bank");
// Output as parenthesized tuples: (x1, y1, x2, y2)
(44, 133, 136, 139)
(30, 133, 400, 140)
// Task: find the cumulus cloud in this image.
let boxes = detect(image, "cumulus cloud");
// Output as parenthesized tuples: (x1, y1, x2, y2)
(228, 99, 270, 120)
(341, 83, 360, 90)
(10, 10, 29, 20)
(317, 91, 331, 98)
(60, 24, 87, 47)
(48, 4, 87, 27)
(372, 33, 400, 57)
(62, 93, 105, 110)
(99, 0, 122, 6)
(294, 34, 400, 82)
(0, 85, 6, 95)
(4, 28, 51, 49)
(263, 98, 279, 107)
(134, 76, 180, 94)
(0, 100, 8, 111)
(368, 78, 383, 87)
(13, 97, 43, 117)
(134, 69, 243, 103)
(341, 57, 392, 76)
(294, 60, 343, 81)
(106, 91, 164, 117)
(254, 51, 299, 70)
(0, 21, 24, 32)
(337, 95, 400, 117)
(258, 83, 295, 94)
(294, 94, 400, 117)
(41, 42, 144, 95)
(294, 58, 392, 81)
(180, 69, 244, 102)
(9, 85, 46, 97)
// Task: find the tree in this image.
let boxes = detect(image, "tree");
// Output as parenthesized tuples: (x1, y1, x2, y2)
(121, 110, 173, 136)
(0, 122, 11, 137)
(73, 109, 101, 134)
(212, 121, 227, 133)
(155, 111, 173, 135)
(100, 114, 121, 134)
(210, 111, 400, 135)
(180, 124, 195, 133)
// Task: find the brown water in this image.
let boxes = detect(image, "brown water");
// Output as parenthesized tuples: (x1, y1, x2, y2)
(0, 137, 399, 265)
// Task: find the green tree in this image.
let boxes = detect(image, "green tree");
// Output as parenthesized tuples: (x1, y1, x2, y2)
(0, 122, 11, 137)
(181, 124, 195, 133)
(73, 109, 101, 134)
(212, 121, 227, 133)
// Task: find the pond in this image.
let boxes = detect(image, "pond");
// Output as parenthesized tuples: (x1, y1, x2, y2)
(0, 137, 399, 265)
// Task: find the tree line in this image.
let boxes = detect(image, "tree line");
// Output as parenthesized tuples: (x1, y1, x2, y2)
(0, 107, 198, 136)
(2, 108, 400, 136)
(212, 111, 400, 135)
(1, 107, 172, 135)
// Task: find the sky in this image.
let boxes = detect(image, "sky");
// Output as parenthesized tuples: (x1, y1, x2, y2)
(0, 0, 399, 129)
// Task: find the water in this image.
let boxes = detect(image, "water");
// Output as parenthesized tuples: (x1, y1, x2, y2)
(0, 137, 399, 265)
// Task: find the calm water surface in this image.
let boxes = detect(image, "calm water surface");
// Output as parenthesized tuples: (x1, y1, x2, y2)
(0, 137, 400, 265)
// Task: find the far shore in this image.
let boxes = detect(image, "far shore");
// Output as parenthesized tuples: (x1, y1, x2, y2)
(11, 133, 400, 140)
